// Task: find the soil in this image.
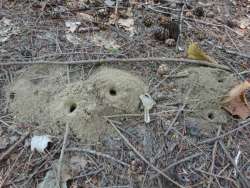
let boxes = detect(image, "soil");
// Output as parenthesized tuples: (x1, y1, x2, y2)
(6, 66, 147, 143)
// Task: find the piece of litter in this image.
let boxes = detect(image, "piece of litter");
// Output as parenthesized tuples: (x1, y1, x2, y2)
(140, 93, 156, 123)
(65, 21, 81, 33)
(31, 135, 51, 152)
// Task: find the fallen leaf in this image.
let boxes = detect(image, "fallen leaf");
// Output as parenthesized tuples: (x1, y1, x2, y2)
(187, 42, 217, 64)
(65, 21, 81, 33)
(31, 135, 51, 152)
(223, 81, 250, 119)
(118, 18, 135, 34)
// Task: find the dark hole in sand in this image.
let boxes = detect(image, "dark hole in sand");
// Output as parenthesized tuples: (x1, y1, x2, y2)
(109, 88, 117, 96)
(69, 103, 77, 113)
(208, 112, 215, 120)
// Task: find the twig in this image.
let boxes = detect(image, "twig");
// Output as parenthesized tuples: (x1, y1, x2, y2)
(208, 126, 221, 188)
(215, 46, 250, 59)
(150, 65, 181, 94)
(107, 119, 186, 188)
(57, 123, 69, 188)
(176, 2, 185, 52)
(0, 119, 23, 135)
(72, 168, 103, 180)
(151, 152, 203, 180)
(164, 85, 193, 136)
(198, 120, 250, 145)
(0, 148, 25, 188)
(195, 168, 240, 188)
(0, 57, 231, 71)
(0, 131, 30, 161)
(65, 148, 129, 167)
(219, 141, 249, 188)
(165, 152, 203, 170)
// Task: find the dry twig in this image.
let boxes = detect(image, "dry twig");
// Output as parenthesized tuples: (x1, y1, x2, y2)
(219, 141, 249, 188)
(0, 131, 30, 162)
(0, 57, 231, 71)
(57, 123, 70, 187)
(65, 148, 129, 167)
(107, 119, 186, 188)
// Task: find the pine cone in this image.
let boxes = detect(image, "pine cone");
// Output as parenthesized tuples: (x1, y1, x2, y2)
(143, 15, 154, 27)
(193, 7, 204, 17)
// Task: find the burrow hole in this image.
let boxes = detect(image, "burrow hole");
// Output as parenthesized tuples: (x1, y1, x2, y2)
(109, 88, 117, 96)
(69, 102, 77, 113)
(207, 112, 215, 120)
(9, 92, 16, 100)
(218, 79, 224, 83)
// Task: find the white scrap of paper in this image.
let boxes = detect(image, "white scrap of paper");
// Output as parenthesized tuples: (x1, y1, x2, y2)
(31, 135, 51, 153)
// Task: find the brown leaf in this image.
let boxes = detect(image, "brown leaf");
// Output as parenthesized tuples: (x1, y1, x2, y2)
(223, 81, 250, 119)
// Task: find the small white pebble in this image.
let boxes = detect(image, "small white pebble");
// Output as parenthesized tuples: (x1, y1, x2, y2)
(31, 135, 51, 153)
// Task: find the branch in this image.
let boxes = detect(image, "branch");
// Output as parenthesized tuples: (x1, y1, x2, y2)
(0, 57, 231, 71)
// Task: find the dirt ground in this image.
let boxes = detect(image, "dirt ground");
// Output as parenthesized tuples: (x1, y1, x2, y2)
(0, 0, 250, 188)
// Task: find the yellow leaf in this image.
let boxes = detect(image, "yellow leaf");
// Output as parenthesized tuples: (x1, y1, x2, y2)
(187, 42, 217, 64)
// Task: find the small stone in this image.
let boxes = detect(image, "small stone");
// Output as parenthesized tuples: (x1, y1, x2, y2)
(185, 11, 193, 17)
(165, 38, 176, 47)
(157, 64, 168, 75)
(0, 135, 10, 150)
(169, 3, 176, 9)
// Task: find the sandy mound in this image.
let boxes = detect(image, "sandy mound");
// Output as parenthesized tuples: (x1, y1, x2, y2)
(175, 67, 237, 134)
(6, 66, 147, 143)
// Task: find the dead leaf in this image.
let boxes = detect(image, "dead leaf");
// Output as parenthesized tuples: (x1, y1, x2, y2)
(187, 42, 217, 64)
(77, 12, 94, 22)
(118, 18, 135, 34)
(223, 81, 250, 119)
(65, 21, 81, 33)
